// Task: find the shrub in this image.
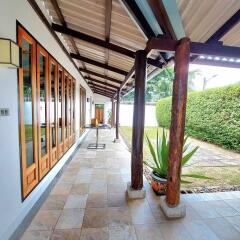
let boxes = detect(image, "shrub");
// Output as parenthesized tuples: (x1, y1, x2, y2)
(156, 84, 240, 152)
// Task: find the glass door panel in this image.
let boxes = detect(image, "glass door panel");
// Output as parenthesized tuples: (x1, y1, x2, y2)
(18, 26, 38, 198)
(37, 45, 49, 179)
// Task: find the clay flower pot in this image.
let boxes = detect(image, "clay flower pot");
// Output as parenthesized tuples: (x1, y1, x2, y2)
(151, 172, 167, 195)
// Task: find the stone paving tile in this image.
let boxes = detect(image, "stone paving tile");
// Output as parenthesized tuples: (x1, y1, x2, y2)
(51, 229, 81, 240)
(21, 230, 52, 240)
(205, 217, 240, 240)
(55, 209, 84, 229)
(27, 210, 61, 231)
(21, 129, 240, 240)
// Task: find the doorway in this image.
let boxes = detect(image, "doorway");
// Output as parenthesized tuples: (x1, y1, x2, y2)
(95, 104, 104, 124)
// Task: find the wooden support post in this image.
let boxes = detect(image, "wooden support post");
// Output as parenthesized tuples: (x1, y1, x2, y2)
(111, 98, 115, 128)
(131, 50, 147, 190)
(115, 91, 120, 140)
(166, 38, 190, 207)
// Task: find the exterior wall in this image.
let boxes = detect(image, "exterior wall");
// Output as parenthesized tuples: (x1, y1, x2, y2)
(120, 103, 158, 126)
(93, 94, 111, 124)
(0, 0, 93, 239)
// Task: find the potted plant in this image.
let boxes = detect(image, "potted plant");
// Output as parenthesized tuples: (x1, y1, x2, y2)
(144, 129, 212, 195)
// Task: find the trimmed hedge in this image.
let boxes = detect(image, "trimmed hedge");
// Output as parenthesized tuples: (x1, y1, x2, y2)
(156, 84, 240, 152)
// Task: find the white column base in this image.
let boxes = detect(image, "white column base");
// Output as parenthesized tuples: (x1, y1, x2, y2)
(114, 138, 121, 143)
(160, 196, 186, 219)
(127, 182, 146, 199)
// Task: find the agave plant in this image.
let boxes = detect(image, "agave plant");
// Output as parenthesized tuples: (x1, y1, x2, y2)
(144, 129, 212, 183)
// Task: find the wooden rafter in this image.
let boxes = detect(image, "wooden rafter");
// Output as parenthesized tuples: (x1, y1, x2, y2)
(79, 68, 123, 84)
(90, 85, 116, 94)
(50, 0, 89, 77)
(93, 91, 114, 98)
(93, 88, 115, 96)
(88, 83, 118, 93)
(85, 77, 119, 89)
(70, 53, 128, 75)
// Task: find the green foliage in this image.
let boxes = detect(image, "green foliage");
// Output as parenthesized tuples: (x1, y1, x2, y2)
(123, 67, 200, 102)
(156, 84, 240, 152)
(144, 129, 211, 183)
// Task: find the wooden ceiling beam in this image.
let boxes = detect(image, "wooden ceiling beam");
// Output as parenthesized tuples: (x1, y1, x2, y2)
(52, 23, 134, 58)
(49, 0, 89, 78)
(93, 88, 115, 96)
(147, 0, 177, 39)
(93, 90, 114, 98)
(71, 53, 128, 75)
(89, 84, 116, 94)
(207, 10, 240, 43)
(85, 77, 119, 89)
(79, 67, 123, 84)
(192, 58, 240, 69)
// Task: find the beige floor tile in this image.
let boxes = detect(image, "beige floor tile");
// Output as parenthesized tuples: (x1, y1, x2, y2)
(64, 194, 88, 209)
(107, 174, 123, 182)
(86, 193, 108, 208)
(134, 224, 164, 240)
(149, 205, 168, 223)
(89, 182, 107, 193)
(107, 183, 127, 193)
(209, 200, 239, 217)
(21, 230, 52, 240)
(51, 229, 81, 240)
(83, 208, 108, 228)
(205, 218, 240, 240)
(183, 219, 219, 240)
(129, 204, 157, 224)
(108, 193, 128, 207)
(80, 227, 109, 240)
(28, 210, 61, 231)
(225, 216, 240, 232)
(50, 183, 72, 196)
(224, 199, 240, 212)
(109, 225, 137, 240)
(55, 209, 84, 229)
(190, 201, 220, 219)
(41, 195, 67, 210)
(58, 174, 76, 184)
(108, 207, 132, 227)
(70, 183, 89, 195)
(159, 222, 193, 240)
(74, 174, 92, 184)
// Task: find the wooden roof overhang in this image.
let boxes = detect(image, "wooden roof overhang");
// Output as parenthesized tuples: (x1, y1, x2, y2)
(30, 0, 240, 99)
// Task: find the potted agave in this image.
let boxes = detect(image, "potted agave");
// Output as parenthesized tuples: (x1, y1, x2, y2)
(144, 129, 211, 195)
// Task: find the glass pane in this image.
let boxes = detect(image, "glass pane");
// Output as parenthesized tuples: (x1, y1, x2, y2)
(68, 79, 71, 135)
(23, 39, 34, 167)
(58, 70, 62, 143)
(65, 77, 68, 138)
(73, 82, 75, 133)
(39, 54, 47, 156)
(50, 64, 56, 148)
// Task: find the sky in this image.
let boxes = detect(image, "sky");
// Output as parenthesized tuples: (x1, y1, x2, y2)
(189, 64, 240, 90)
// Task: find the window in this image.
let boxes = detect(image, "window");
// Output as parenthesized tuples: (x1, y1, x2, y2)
(49, 57, 58, 167)
(80, 86, 86, 134)
(18, 25, 77, 199)
(18, 26, 38, 198)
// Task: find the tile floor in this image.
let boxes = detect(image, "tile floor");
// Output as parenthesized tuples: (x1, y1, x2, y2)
(21, 129, 240, 240)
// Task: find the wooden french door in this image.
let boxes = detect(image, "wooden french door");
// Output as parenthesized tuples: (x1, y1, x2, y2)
(37, 45, 50, 180)
(95, 105, 104, 123)
(72, 79, 76, 142)
(18, 26, 38, 198)
(64, 72, 69, 151)
(49, 57, 58, 167)
(58, 66, 64, 158)
(80, 86, 86, 134)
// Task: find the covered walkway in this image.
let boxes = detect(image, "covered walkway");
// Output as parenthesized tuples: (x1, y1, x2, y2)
(21, 129, 240, 240)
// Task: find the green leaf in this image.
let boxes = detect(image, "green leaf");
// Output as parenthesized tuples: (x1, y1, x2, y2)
(145, 134, 160, 169)
(182, 146, 199, 166)
(181, 174, 215, 180)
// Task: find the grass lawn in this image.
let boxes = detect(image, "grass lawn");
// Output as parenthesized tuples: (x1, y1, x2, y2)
(120, 126, 240, 189)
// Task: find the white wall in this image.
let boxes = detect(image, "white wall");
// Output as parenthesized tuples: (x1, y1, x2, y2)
(93, 94, 111, 124)
(0, 0, 93, 239)
(120, 103, 158, 126)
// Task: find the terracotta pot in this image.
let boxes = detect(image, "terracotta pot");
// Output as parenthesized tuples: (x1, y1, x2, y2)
(151, 172, 167, 195)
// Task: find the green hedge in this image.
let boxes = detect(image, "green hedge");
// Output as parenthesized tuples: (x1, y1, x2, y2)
(156, 84, 240, 152)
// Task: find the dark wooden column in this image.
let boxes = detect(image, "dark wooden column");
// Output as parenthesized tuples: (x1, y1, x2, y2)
(111, 98, 115, 127)
(115, 90, 120, 140)
(131, 50, 147, 190)
(166, 37, 190, 206)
